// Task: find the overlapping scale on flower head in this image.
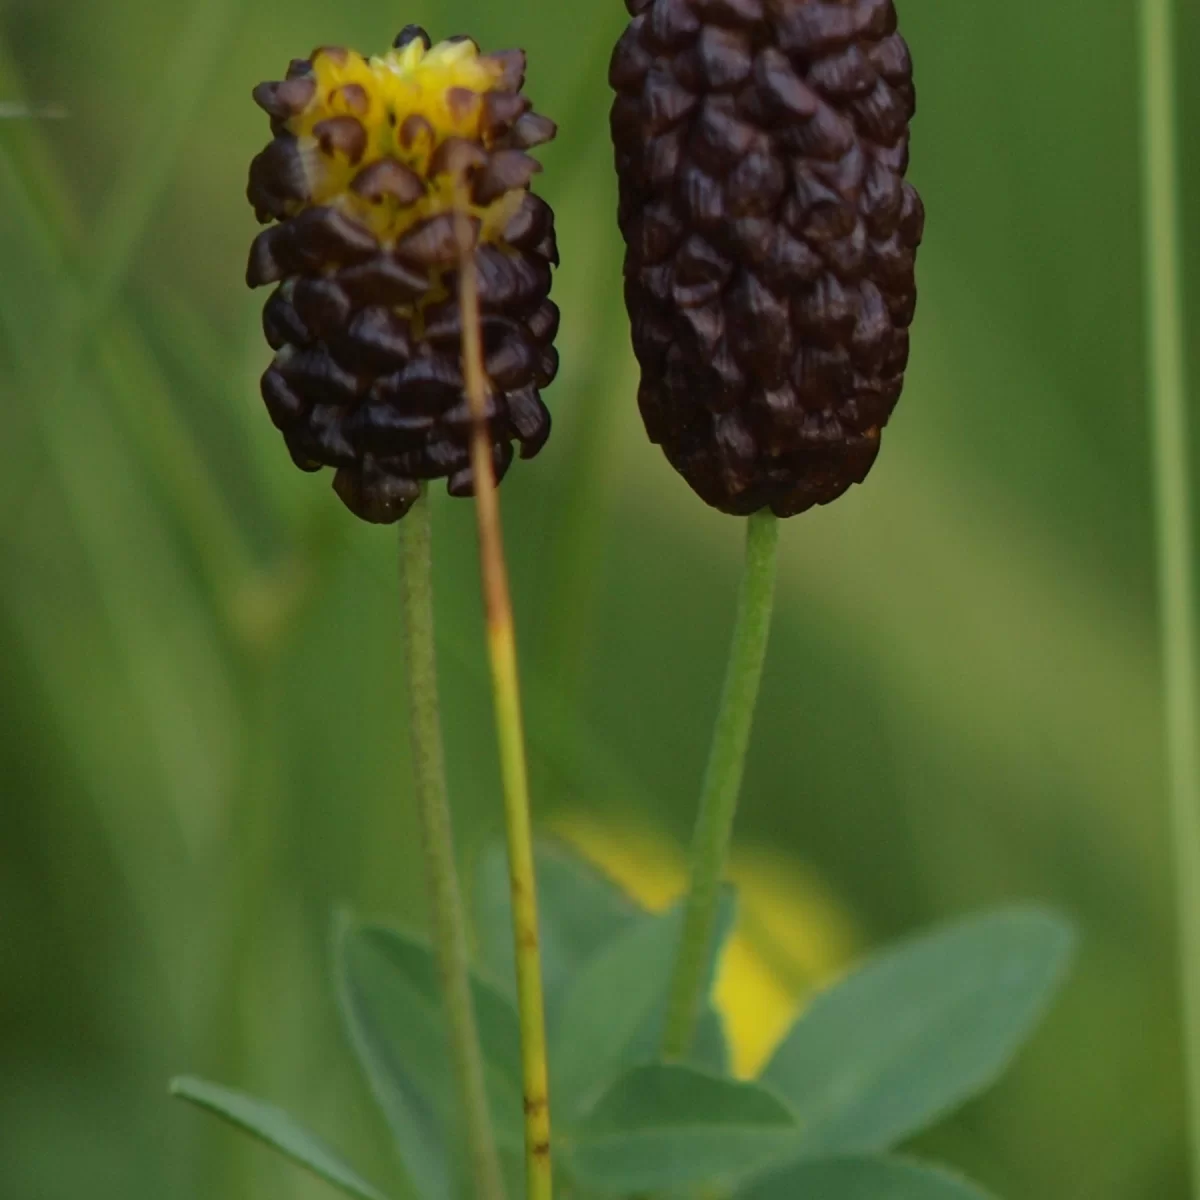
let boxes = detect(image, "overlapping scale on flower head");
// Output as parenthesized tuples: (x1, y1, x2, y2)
(246, 26, 559, 523)
(610, 0, 924, 518)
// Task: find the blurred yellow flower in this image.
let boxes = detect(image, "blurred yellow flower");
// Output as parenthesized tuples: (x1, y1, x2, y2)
(551, 812, 859, 1077)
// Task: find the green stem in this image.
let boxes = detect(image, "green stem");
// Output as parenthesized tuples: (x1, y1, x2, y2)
(662, 509, 781, 1060)
(455, 207, 554, 1200)
(1140, 1, 1200, 1192)
(398, 490, 507, 1200)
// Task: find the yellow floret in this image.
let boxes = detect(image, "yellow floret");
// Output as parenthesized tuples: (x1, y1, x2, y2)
(284, 37, 522, 244)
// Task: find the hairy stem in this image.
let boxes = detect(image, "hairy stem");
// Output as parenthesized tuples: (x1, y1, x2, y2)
(1139, 1, 1200, 1193)
(662, 509, 781, 1060)
(456, 213, 553, 1200)
(398, 490, 507, 1200)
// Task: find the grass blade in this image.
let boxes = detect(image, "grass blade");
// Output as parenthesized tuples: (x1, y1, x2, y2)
(1138, 0, 1200, 1193)
(170, 1076, 388, 1200)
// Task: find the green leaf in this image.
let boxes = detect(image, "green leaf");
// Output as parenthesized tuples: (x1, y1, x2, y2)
(476, 839, 737, 1093)
(762, 907, 1075, 1156)
(739, 1155, 993, 1200)
(565, 1064, 799, 1193)
(472, 838, 641, 1011)
(548, 883, 738, 1119)
(169, 1076, 387, 1200)
(333, 913, 525, 1200)
(549, 904, 684, 1117)
(626, 886, 738, 1070)
(691, 1005, 732, 1076)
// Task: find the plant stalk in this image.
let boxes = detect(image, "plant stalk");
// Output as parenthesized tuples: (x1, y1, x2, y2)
(397, 489, 507, 1200)
(1139, 1, 1200, 1194)
(456, 212, 553, 1200)
(662, 509, 780, 1060)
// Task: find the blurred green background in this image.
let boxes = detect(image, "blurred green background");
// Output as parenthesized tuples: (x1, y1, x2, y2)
(2, 0, 1198, 1197)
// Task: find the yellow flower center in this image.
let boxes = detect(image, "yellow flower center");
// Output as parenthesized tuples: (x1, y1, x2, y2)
(281, 38, 525, 244)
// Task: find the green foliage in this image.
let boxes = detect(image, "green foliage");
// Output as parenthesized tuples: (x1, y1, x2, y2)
(685, 1005, 732, 1077)
(472, 841, 641, 1012)
(334, 915, 525, 1200)
(740, 1156, 993, 1200)
(564, 1064, 798, 1192)
(172, 845, 1073, 1199)
(168, 1077, 388, 1200)
(622, 886, 737, 1073)
(474, 840, 733, 1094)
(761, 908, 1076, 1158)
(549, 904, 689, 1117)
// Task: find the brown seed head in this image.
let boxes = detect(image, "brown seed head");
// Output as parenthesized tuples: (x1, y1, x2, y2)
(610, 0, 923, 517)
(247, 30, 559, 522)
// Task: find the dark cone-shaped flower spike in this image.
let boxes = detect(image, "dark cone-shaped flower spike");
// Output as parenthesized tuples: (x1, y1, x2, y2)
(610, 0, 923, 517)
(247, 31, 559, 523)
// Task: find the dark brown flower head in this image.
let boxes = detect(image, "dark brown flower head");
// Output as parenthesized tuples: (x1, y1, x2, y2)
(610, 0, 923, 517)
(247, 30, 559, 523)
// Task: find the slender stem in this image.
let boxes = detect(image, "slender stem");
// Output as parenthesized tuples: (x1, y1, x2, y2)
(456, 212, 553, 1200)
(397, 490, 507, 1200)
(1139, 2, 1200, 1193)
(662, 509, 780, 1060)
